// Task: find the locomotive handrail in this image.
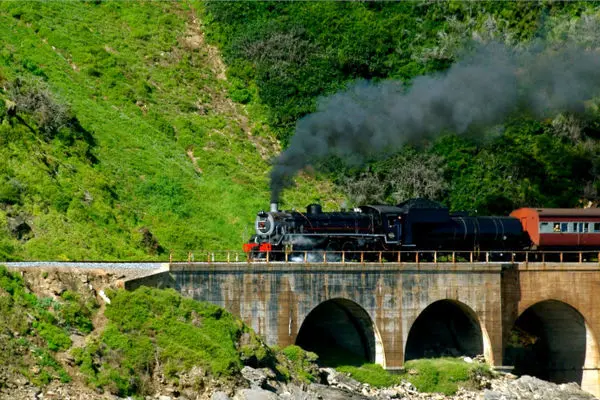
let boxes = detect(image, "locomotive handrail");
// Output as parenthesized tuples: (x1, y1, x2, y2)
(170, 250, 600, 265)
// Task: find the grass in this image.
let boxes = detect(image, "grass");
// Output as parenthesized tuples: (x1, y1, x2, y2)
(308, 341, 491, 394)
(335, 356, 493, 395)
(0, 2, 342, 261)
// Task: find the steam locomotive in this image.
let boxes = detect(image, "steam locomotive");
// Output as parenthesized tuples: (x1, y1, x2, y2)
(243, 198, 600, 260)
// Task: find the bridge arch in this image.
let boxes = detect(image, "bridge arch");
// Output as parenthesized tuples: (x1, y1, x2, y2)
(295, 298, 385, 367)
(504, 299, 599, 387)
(405, 299, 491, 363)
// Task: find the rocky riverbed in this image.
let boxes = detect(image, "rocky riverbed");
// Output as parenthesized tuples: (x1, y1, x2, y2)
(1, 361, 597, 400)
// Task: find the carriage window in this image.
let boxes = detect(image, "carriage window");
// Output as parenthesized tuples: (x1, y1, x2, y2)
(583, 223, 589, 233)
(594, 223, 600, 232)
(553, 223, 560, 232)
(539, 222, 552, 233)
(576, 223, 587, 233)
(561, 223, 568, 232)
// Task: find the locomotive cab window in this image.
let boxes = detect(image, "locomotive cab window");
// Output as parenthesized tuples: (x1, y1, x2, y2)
(387, 216, 398, 228)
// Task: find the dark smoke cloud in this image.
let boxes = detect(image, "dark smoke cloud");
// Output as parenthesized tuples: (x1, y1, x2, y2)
(270, 42, 600, 202)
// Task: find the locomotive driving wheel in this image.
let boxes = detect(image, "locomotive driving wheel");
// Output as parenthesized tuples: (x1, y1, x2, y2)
(341, 241, 360, 262)
(325, 241, 341, 262)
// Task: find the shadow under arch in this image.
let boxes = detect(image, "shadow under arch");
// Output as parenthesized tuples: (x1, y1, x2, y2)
(405, 299, 487, 362)
(295, 298, 385, 367)
(504, 299, 594, 385)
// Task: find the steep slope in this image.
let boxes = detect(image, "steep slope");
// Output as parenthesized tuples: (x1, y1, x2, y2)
(0, 2, 340, 260)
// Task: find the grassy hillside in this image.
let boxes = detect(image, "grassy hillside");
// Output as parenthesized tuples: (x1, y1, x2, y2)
(1, 2, 599, 260)
(0, 1, 340, 260)
(0, 266, 322, 397)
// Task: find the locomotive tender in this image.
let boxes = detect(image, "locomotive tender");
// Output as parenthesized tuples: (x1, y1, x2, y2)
(243, 198, 540, 260)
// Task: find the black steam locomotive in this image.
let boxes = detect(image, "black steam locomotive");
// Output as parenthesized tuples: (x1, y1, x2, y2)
(243, 198, 529, 260)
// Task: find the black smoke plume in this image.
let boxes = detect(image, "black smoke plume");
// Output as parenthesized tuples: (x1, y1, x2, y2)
(270, 42, 600, 202)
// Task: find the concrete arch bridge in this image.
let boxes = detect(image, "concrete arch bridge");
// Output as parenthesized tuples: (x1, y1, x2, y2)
(126, 260, 600, 397)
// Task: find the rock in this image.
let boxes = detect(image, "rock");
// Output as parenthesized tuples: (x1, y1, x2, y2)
(483, 375, 596, 400)
(463, 356, 473, 363)
(233, 388, 278, 400)
(158, 396, 172, 400)
(378, 388, 399, 399)
(241, 366, 268, 389)
(212, 391, 232, 400)
(6, 215, 32, 241)
(319, 367, 362, 392)
(308, 383, 369, 400)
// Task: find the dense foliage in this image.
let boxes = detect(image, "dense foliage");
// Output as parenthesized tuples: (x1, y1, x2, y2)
(203, 1, 600, 214)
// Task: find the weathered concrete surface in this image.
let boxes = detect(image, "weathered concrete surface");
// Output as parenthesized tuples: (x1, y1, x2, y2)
(124, 261, 600, 397)
(506, 263, 600, 396)
(133, 262, 505, 371)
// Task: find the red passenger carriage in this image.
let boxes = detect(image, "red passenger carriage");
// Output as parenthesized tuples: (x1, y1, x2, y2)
(510, 208, 600, 249)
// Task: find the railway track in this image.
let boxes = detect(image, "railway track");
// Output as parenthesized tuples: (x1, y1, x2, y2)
(3, 248, 600, 268)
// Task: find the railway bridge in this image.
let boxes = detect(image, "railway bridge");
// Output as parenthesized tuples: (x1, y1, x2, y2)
(126, 252, 600, 396)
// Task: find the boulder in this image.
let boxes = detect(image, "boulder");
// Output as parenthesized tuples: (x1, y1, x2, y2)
(241, 366, 268, 389)
(233, 388, 278, 400)
(211, 392, 232, 400)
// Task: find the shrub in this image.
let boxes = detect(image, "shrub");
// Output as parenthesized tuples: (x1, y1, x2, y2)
(6, 76, 71, 139)
(34, 321, 72, 351)
(281, 345, 319, 383)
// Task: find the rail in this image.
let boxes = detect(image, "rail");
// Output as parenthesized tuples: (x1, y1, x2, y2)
(170, 250, 600, 265)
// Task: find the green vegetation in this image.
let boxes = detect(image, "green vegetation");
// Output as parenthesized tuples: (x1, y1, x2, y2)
(0, 266, 93, 385)
(281, 345, 319, 383)
(337, 357, 493, 395)
(311, 342, 492, 394)
(74, 287, 246, 395)
(0, 1, 338, 261)
(203, 1, 600, 214)
(74, 286, 315, 396)
(0, 266, 321, 396)
(0, 1, 598, 254)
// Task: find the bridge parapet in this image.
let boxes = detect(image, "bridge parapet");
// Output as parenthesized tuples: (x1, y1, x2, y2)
(174, 249, 600, 266)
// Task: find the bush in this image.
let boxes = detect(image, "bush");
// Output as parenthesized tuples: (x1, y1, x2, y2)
(6, 76, 72, 139)
(34, 321, 72, 351)
(281, 345, 319, 383)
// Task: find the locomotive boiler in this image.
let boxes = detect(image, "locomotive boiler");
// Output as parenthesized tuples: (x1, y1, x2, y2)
(243, 198, 529, 259)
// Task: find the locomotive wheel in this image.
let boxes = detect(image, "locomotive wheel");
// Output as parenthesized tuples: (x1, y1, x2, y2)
(325, 242, 341, 262)
(341, 241, 360, 262)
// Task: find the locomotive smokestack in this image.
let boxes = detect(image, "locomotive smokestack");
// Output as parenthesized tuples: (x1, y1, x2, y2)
(270, 202, 278, 212)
